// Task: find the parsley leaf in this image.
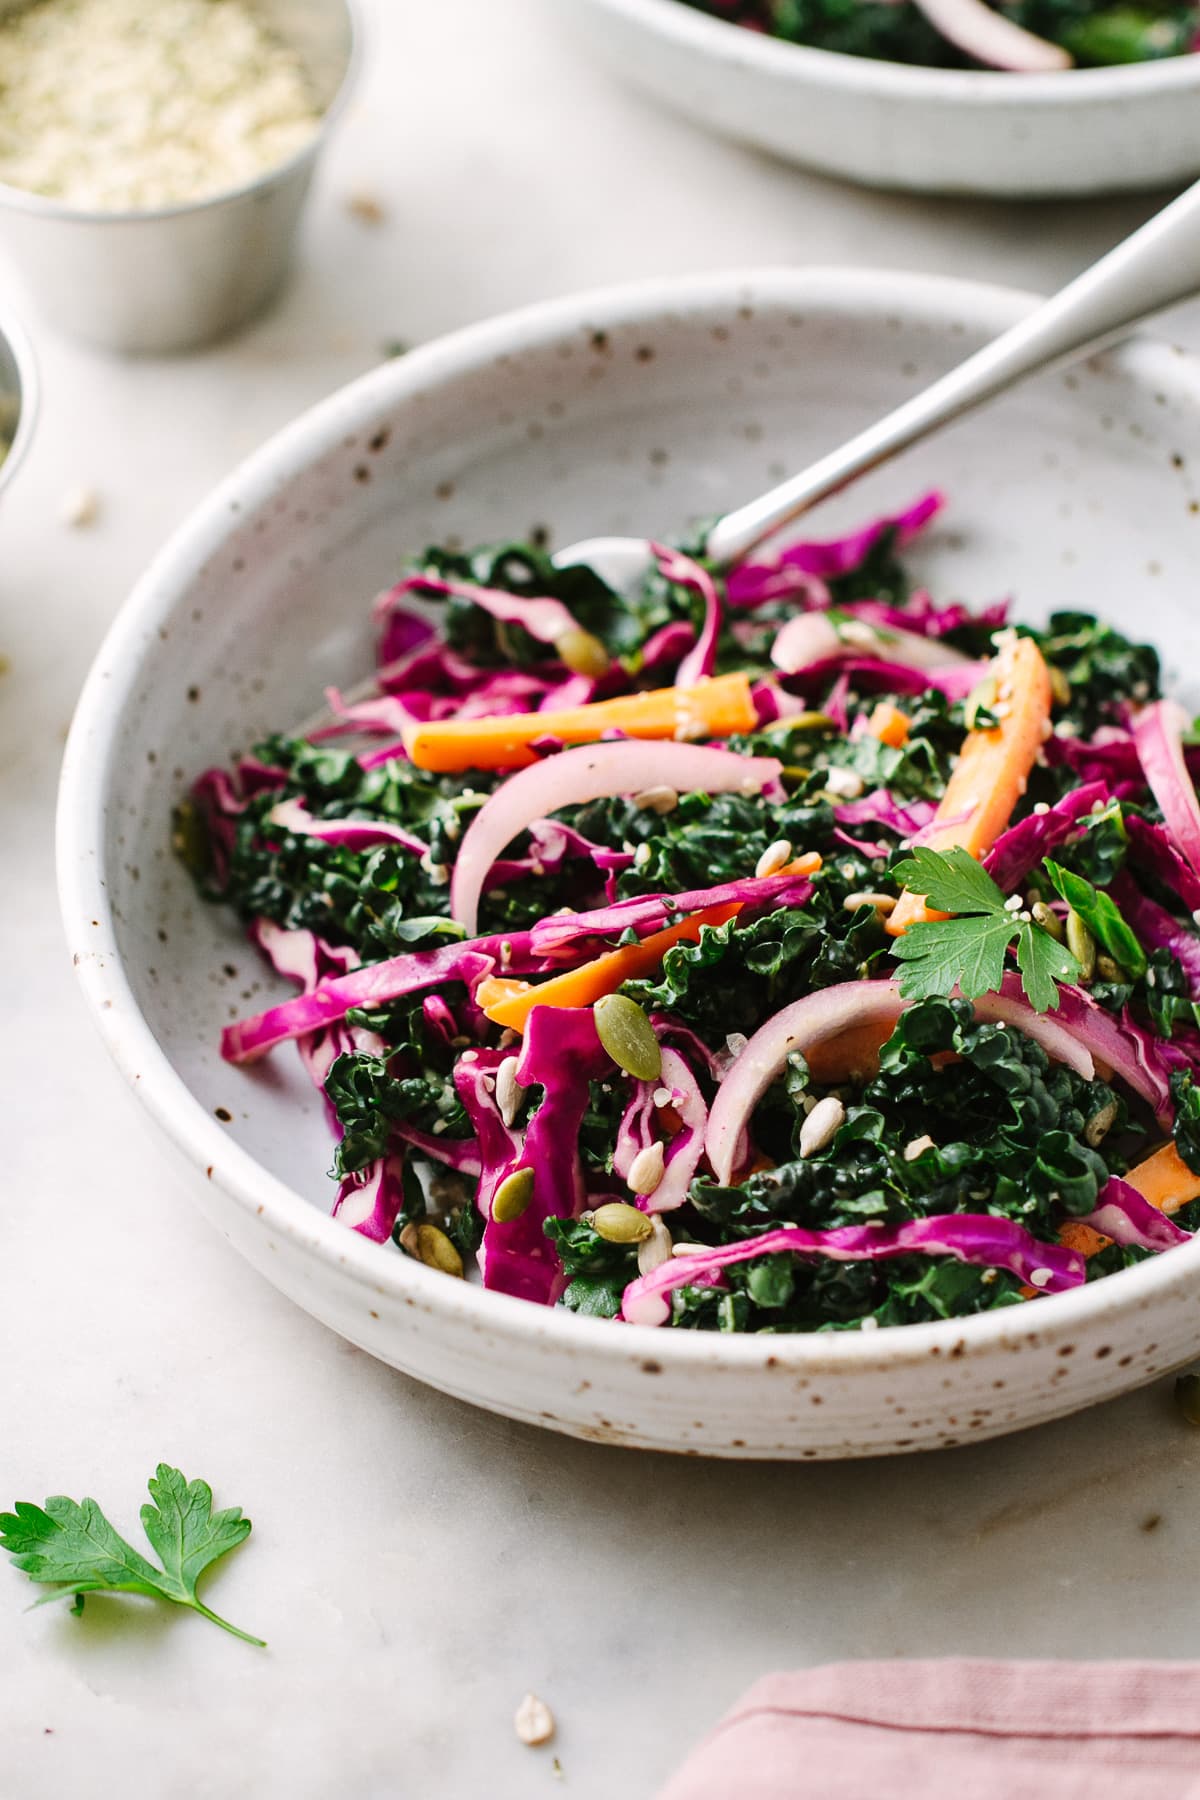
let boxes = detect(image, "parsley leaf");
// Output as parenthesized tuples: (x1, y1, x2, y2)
(0, 1464, 263, 1646)
(891, 844, 1009, 916)
(1015, 919, 1079, 1013)
(890, 846, 1080, 1011)
(891, 913, 1015, 1001)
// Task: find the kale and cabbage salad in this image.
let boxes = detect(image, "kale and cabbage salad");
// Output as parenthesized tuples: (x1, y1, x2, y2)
(684, 0, 1199, 71)
(177, 489, 1200, 1334)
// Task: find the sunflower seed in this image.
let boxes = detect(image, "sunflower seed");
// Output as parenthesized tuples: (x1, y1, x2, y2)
(843, 890, 896, 916)
(627, 1141, 666, 1197)
(495, 1055, 525, 1129)
(822, 767, 864, 800)
(754, 838, 794, 879)
(515, 1693, 556, 1747)
(799, 1095, 845, 1158)
(903, 1134, 935, 1161)
(637, 1216, 673, 1275)
(634, 785, 679, 815)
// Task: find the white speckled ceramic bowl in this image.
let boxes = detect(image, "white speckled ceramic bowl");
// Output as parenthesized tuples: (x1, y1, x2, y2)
(569, 0, 1200, 197)
(58, 268, 1200, 1458)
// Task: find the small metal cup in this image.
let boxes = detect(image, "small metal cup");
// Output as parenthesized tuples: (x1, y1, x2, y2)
(0, 0, 362, 356)
(0, 304, 37, 497)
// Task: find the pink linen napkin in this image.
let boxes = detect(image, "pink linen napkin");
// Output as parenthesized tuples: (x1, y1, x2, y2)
(657, 1661, 1200, 1799)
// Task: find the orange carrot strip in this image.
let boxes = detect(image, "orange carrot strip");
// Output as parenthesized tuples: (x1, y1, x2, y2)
(1125, 1141, 1200, 1216)
(887, 636, 1052, 937)
(404, 673, 758, 773)
(478, 903, 741, 1031)
(867, 700, 911, 749)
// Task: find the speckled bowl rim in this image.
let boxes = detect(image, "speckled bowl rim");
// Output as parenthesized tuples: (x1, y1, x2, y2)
(0, 303, 37, 499)
(581, 0, 1200, 100)
(57, 266, 1200, 1382)
(0, 0, 365, 226)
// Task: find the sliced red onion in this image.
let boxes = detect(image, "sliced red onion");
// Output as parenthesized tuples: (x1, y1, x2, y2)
(613, 1080, 657, 1178)
(640, 619, 698, 673)
(770, 611, 841, 674)
(620, 1215, 1085, 1327)
(647, 1047, 708, 1213)
(652, 542, 722, 687)
(450, 740, 783, 937)
(1133, 700, 1200, 881)
(991, 972, 1171, 1126)
(267, 797, 429, 857)
(1079, 1176, 1193, 1253)
(705, 978, 1097, 1187)
(972, 980, 1095, 1081)
(910, 0, 1072, 70)
(706, 982, 909, 1185)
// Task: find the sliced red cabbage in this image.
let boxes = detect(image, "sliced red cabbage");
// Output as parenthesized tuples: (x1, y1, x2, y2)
(640, 619, 698, 674)
(1133, 700, 1200, 880)
(620, 1216, 1085, 1327)
(333, 1153, 407, 1244)
(1126, 814, 1200, 915)
(373, 590, 437, 667)
(476, 1008, 613, 1305)
(726, 490, 944, 608)
(527, 869, 814, 956)
(1109, 873, 1200, 999)
(267, 797, 429, 857)
(1079, 1176, 1193, 1253)
(612, 1046, 707, 1214)
(653, 543, 721, 687)
(843, 591, 1008, 642)
(381, 571, 592, 657)
(834, 790, 936, 839)
(450, 739, 784, 937)
(454, 1047, 524, 1282)
(982, 781, 1108, 891)
(782, 654, 985, 704)
(222, 936, 542, 1065)
(487, 817, 634, 890)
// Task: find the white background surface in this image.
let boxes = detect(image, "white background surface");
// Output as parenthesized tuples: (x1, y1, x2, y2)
(5, 3, 1200, 1795)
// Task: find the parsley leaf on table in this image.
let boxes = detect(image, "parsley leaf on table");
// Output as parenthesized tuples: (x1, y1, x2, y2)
(0, 1463, 263, 1646)
(890, 846, 1079, 1011)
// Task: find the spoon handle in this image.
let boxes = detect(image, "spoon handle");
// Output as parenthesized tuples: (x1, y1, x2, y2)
(706, 177, 1200, 569)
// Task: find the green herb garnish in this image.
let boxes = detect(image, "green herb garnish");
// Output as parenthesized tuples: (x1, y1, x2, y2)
(890, 846, 1080, 1011)
(0, 1464, 263, 1646)
(1041, 859, 1147, 979)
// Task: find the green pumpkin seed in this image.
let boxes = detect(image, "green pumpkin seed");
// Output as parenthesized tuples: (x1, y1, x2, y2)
(1048, 665, 1071, 708)
(1066, 909, 1096, 982)
(1031, 901, 1065, 943)
(594, 994, 662, 1081)
(1084, 1099, 1119, 1148)
(555, 627, 610, 680)
(589, 1202, 653, 1245)
(492, 1166, 535, 1224)
(1095, 953, 1123, 983)
(413, 1223, 464, 1278)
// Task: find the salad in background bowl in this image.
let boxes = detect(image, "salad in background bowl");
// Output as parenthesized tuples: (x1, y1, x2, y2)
(57, 268, 1200, 1456)
(568, 0, 1200, 194)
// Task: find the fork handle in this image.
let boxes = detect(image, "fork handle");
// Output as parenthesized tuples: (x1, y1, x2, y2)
(705, 176, 1200, 570)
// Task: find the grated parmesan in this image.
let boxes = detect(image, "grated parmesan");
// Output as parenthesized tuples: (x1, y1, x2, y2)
(0, 0, 323, 211)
